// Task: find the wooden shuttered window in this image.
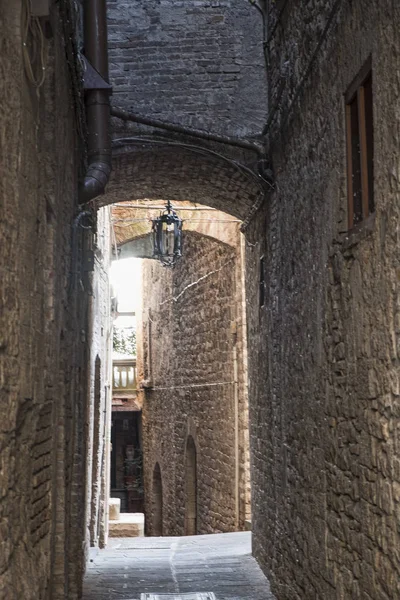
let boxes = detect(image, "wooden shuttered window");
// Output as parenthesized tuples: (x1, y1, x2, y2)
(345, 58, 374, 230)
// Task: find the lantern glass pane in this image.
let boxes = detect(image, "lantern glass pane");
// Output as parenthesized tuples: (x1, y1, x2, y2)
(152, 206, 182, 266)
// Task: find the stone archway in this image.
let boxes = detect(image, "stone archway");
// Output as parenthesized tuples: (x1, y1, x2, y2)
(152, 463, 163, 536)
(94, 145, 264, 225)
(184, 436, 197, 536)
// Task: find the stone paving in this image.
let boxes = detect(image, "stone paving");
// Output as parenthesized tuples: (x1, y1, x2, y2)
(83, 532, 276, 600)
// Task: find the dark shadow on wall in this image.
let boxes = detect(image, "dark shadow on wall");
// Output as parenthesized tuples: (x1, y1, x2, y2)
(184, 436, 197, 536)
(152, 463, 163, 536)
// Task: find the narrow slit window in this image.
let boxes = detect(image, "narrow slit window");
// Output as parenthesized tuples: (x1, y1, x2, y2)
(345, 60, 374, 230)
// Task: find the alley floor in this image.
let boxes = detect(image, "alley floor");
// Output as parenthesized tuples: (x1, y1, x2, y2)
(83, 532, 276, 600)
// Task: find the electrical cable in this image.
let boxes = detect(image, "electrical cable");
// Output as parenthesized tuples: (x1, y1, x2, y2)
(113, 203, 218, 211)
(21, 0, 48, 89)
(113, 136, 271, 232)
(112, 219, 241, 225)
(265, 0, 291, 47)
(146, 381, 235, 392)
(111, 106, 264, 156)
(248, 0, 268, 73)
(112, 136, 272, 195)
(159, 258, 235, 305)
(262, 0, 343, 136)
(280, 0, 342, 131)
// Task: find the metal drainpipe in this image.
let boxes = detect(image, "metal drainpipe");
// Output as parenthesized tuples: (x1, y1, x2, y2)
(79, 0, 112, 204)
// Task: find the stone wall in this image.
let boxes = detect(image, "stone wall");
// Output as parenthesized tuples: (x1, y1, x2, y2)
(139, 227, 250, 535)
(0, 2, 110, 599)
(100, 0, 269, 227)
(107, 0, 267, 137)
(247, 1, 400, 599)
(84, 208, 113, 553)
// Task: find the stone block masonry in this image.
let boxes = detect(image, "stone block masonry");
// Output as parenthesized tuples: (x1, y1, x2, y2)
(246, 1, 400, 599)
(139, 228, 250, 536)
(0, 2, 111, 599)
(107, 0, 268, 137)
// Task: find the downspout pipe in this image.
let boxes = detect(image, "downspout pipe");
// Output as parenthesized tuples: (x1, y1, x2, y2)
(79, 0, 112, 204)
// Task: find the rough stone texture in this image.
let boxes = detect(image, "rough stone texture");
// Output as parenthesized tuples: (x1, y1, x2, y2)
(0, 2, 111, 599)
(108, 513, 145, 537)
(107, 0, 267, 137)
(247, 2, 400, 599)
(84, 207, 113, 553)
(98, 146, 264, 223)
(139, 228, 250, 536)
(112, 202, 242, 248)
(96, 0, 269, 224)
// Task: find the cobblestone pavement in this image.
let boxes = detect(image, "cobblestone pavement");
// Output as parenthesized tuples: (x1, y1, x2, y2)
(83, 532, 276, 600)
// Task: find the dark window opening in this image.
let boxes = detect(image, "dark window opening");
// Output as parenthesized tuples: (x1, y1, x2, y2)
(345, 60, 374, 230)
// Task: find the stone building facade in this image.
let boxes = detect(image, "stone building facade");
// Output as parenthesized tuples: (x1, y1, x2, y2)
(107, 0, 267, 136)
(0, 2, 112, 599)
(245, 2, 400, 599)
(84, 208, 113, 552)
(136, 224, 250, 536)
(3, 0, 400, 599)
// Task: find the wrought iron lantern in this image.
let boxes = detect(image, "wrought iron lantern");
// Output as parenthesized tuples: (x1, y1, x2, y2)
(151, 200, 183, 267)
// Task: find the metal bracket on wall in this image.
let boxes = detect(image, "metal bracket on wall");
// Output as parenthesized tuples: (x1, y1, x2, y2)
(80, 54, 113, 91)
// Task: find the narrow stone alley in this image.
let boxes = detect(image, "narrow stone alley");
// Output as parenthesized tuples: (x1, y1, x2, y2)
(2, 1, 400, 599)
(83, 533, 275, 600)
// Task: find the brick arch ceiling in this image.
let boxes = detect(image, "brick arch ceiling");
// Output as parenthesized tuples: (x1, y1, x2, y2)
(94, 146, 263, 221)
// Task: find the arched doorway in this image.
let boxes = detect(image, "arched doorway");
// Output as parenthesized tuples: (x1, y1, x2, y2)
(152, 463, 163, 536)
(184, 436, 197, 536)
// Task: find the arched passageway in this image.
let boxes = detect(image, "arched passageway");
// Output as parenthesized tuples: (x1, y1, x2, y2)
(94, 146, 265, 226)
(152, 463, 163, 536)
(184, 436, 197, 536)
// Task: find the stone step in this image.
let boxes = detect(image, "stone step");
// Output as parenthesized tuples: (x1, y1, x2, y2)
(109, 512, 145, 537)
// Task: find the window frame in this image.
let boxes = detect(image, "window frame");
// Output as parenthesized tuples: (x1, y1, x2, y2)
(345, 56, 374, 231)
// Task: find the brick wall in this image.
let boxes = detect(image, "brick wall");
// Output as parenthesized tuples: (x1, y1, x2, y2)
(99, 0, 269, 223)
(84, 208, 113, 554)
(107, 0, 267, 137)
(0, 2, 110, 599)
(139, 228, 250, 535)
(247, 1, 400, 599)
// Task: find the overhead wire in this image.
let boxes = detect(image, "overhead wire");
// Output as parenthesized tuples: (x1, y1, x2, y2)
(22, 0, 48, 89)
(111, 106, 264, 156)
(147, 381, 236, 392)
(112, 136, 273, 195)
(112, 136, 272, 229)
(248, 0, 268, 73)
(113, 203, 218, 211)
(112, 219, 241, 226)
(262, 0, 343, 136)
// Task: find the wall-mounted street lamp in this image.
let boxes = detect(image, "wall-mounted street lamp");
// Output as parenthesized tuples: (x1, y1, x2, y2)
(151, 200, 183, 267)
